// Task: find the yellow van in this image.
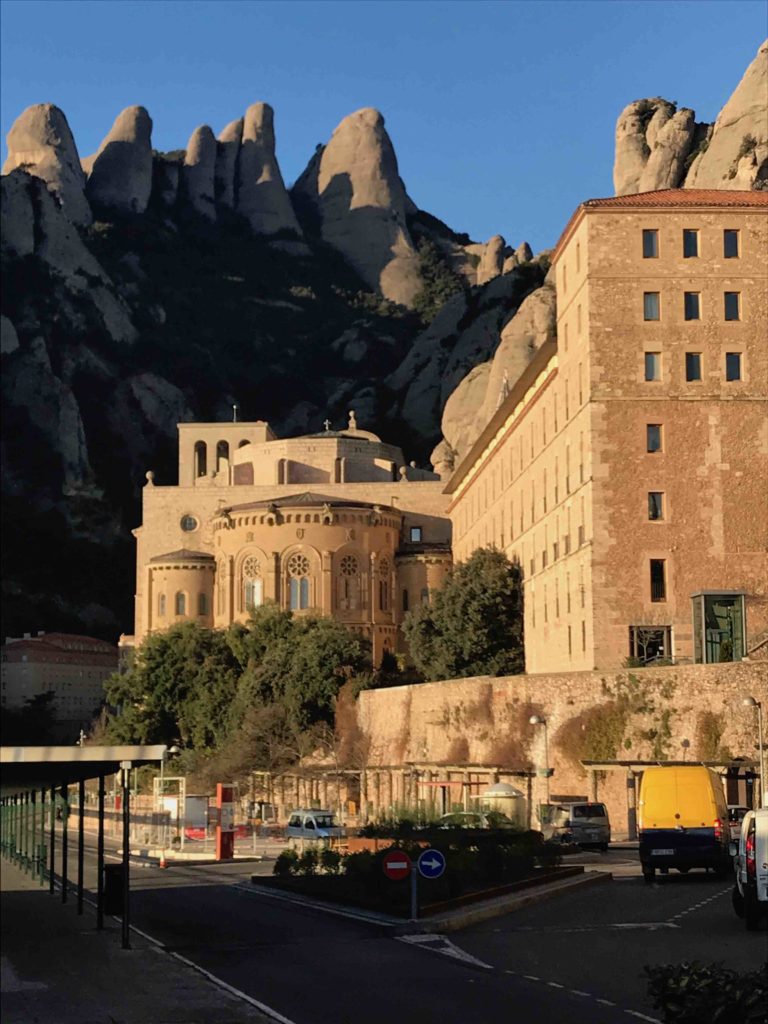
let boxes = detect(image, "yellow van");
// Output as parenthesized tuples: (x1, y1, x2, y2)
(637, 766, 730, 883)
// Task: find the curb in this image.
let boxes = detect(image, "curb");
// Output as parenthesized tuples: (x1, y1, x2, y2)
(411, 870, 612, 933)
(245, 870, 612, 934)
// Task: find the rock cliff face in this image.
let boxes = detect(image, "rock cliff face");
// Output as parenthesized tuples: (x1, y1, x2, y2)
(291, 108, 421, 305)
(183, 126, 217, 220)
(86, 106, 154, 214)
(2, 103, 91, 226)
(236, 102, 303, 237)
(685, 38, 768, 189)
(614, 40, 768, 195)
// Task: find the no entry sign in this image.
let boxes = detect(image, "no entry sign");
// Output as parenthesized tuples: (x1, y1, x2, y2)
(382, 849, 412, 881)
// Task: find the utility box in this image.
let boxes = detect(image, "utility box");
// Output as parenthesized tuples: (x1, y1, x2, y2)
(103, 864, 124, 914)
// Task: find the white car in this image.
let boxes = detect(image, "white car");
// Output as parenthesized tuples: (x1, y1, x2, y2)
(730, 807, 768, 930)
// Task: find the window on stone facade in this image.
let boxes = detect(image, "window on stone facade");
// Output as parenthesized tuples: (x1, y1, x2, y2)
(644, 352, 661, 381)
(643, 292, 660, 321)
(420, 588, 429, 606)
(287, 553, 311, 610)
(244, 578, 263, 610)
(648, 492, 664, 521)
(724, 292, 741, 321)
(692, 592, 745, 663)
(566, 574, 571, 613)
(402, 589, 409, 613)
(409, 526, 422, 542)
(576, 242, 581, 273)
(158, 594, 166, 617)
(725, 352, 742, 381)
(646, 423, 663, 452)
(683, 229, 699, 258)
(582, 621, 586, 652)
(175, 592, 186, 616)
(193, 441, 207, 478)
(723, 229, 739, 258)
(198, 593, 207, 615)
(378, 557, 391, 612)
(650, 559, 666, 602)
(544, 585, 548, 623)
(568, 625, 572, 655)
(642, 229, 658, 258)
(684, 292, 700, 321)
(180, 515, 198, 532)
(629, 625, 672, 666)
(685, 352, 702, 381)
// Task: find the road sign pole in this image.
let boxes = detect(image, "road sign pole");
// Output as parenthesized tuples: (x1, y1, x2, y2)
(410, 862, 418, 921)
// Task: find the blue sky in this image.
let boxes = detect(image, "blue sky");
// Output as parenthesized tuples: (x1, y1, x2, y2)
(1, 0, 764, 248)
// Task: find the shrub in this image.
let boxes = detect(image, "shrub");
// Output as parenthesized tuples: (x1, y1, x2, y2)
(273, 849, 299, 877)
(320, 847, 342, 875)
(644, 962, 768, 1024)
(296, 847, 320, 876)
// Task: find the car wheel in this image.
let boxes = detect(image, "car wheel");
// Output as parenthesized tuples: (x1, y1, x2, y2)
(732, 885, 745, 919)
(643, 866, 655, 884)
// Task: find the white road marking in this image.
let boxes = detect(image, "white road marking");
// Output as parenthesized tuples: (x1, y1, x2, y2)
(625, 1011, 661, 1023)
(570, 989, 590, 997)
(397, 934, 493, 969)
(523, 974, 540, 981)
(547, 981, 565, 988)
(597, 998, 617, 1006)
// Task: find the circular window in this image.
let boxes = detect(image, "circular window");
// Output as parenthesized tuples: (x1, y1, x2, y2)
(340, 555, 358, 577)
(287, 553, 310, 577)
(180, 515, 198, 532)
(242, 555, 261, 579)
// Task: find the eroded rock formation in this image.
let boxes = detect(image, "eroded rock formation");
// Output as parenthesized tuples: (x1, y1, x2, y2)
(236, 102, 302, 236)
(2, 103, 91, 226)
(183, 125, 217, 220)
(86, 106, 154, 214)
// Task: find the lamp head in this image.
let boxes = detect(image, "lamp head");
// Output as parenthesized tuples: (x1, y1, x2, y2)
(168, 745, 180, 755)
(741, 697, 759, 709)
(529, 715, 545, 726)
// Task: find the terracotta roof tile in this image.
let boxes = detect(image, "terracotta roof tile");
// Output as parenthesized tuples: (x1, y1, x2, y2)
(582, 189, 768, 208)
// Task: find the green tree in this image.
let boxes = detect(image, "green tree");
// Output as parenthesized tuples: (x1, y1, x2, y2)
(103, 622, 242, 747)
(403, 548, 524, 681)
(1, 690, 58, 745)
(412, 237, 465, 322)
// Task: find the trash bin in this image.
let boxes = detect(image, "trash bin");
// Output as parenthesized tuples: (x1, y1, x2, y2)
(103, 863, 125, 914)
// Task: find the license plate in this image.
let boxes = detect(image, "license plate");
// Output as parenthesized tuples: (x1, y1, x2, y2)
(652, 848, 674, 856)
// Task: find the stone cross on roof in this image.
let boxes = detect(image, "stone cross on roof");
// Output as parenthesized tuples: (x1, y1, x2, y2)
(348, 410, 357, 430)
(324, 419, 331, 431)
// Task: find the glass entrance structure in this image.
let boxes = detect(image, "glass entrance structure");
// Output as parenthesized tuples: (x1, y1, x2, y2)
(692, 591, 746, 663)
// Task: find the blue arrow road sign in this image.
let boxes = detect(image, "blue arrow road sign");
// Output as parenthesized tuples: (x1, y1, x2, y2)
(418, 848, 446, 879)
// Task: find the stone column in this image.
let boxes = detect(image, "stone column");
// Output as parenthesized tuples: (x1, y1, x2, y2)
(227, 556, 235, 624)
(321, 550, 333, 616)
(267, 551, 280, 607)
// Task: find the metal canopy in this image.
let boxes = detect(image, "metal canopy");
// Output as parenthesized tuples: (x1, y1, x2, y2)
(0, 745, 166, 795)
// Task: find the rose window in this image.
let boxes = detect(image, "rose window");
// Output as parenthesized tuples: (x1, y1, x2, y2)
(242, 556, 261, 579)
(340, 555, 358, 577)
(287, 553, 310, 577)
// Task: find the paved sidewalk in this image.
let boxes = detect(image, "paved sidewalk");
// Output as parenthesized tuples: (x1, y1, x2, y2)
(0, 859, 276, 1024)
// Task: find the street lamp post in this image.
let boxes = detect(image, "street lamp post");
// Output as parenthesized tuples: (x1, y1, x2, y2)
(529, 715, 550, 805)
(741, 697, 766, 808)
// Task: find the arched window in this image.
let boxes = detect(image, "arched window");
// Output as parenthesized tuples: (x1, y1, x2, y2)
(194, 441, 207, 478)
(198, 593, 207, 615)
(175, 592, 186, 616)
(287, 552, 311, 610)
(158, 593, 166, 617)
(238, 439, 249, 448)
(216, 441, 230, 474)
(338, 554, 360, 611)
(241, 555, 264, 611)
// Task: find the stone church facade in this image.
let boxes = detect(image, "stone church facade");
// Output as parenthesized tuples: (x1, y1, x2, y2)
(124, 415, 452, 665)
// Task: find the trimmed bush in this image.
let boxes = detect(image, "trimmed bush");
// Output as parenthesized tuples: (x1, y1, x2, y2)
(273, 849, 299, 877)
(644, 961, 768, 1023)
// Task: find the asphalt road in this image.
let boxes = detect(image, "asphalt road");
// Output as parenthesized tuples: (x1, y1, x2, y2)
(53, 839, 768, 1024)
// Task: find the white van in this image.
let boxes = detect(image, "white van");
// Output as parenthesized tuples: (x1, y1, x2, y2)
(730, 807, 768, 930)
(285, 809, 343, 843)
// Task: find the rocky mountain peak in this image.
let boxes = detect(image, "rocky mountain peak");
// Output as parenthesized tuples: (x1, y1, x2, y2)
(85, 105, 154, 214)
(236, 101, 303, 236)
(2, 103, 92, 226)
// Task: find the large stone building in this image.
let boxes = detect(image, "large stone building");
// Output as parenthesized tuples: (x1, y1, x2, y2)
(125, 414, 452, 664)
(1, 632, 117, 730)
(448, 190, 768, 672)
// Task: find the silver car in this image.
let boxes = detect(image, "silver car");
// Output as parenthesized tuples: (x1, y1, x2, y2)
(543, 802, 611, 850)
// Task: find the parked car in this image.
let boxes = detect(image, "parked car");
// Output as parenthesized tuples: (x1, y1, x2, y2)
(542, 802, 611, 850)
(438, 811, 518, 829)
(727, 805, 750, 841)
(638, 766, 730, 883)
(730, 807, 768, 930)
(285, 809, 343, 842)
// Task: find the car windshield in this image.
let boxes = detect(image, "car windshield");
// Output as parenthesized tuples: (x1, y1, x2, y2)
(572, 804, 606, 819)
